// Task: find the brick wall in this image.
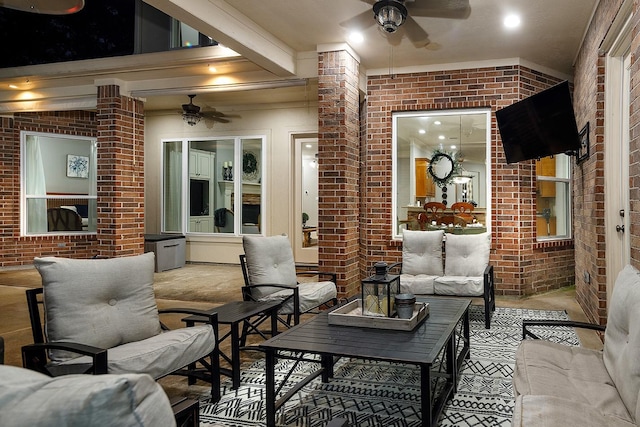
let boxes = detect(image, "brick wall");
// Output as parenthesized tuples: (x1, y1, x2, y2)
(360, 66, 575, 297)
(0, 87, 144, 266)
(317, 49, 362, 296)
(571, 0, 635, 325)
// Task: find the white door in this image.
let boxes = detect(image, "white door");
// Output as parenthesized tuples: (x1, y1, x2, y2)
(293, 135, 319, 263)
(605, 31, 631, 300)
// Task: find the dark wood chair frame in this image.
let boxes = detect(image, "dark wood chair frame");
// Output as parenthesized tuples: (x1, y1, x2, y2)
(22, 287, 222, 402)
(239, 254, 338, 328)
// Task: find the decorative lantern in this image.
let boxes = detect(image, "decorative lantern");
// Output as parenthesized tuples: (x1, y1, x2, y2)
(361, 262, 400, 317)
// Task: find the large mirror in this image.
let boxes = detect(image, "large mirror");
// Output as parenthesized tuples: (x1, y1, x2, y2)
(393, 109, 491, 237)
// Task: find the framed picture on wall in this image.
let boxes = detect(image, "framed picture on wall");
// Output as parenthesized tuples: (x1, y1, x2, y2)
(66, 154, 89, 178)
(576, 122, 590, 164)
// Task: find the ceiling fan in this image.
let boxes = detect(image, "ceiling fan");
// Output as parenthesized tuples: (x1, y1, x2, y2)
(342, 0, 470, 47)
(181, 95, 234, 126)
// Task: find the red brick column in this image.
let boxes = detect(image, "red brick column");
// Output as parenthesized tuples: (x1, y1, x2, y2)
(95, 85, 145, 258)
(317, 49, 361, 297)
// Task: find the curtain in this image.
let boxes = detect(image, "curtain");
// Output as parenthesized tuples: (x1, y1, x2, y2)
(163, 142, 182, 232)
(25, 135, 47, 233)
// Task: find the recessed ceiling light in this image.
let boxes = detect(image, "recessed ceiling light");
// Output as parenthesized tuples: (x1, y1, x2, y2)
(434, 120, 441, 125)
(504, 14, 521, 29)
(208, 64, 217, 73)
(8, 84, 18, 89)
(438, 135, 445, 140)
(349, 31, 364, 44)
(418, 129, 426, 134)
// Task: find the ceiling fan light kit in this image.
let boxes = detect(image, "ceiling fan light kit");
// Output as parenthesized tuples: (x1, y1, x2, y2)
(182, 94, 202, 126)
(373, 0, 407, 33)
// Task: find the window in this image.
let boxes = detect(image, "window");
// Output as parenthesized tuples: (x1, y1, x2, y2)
(21, 132, 97, 235)
(393, 109, 491, 238)
(536, 154, 571, 240)
(162, 136, 264, 235)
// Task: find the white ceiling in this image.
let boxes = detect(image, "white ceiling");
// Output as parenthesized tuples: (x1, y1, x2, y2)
(0, 0, 599, 114)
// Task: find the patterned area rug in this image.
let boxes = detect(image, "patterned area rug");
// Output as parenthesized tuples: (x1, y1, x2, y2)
(198, 306, 580, 427)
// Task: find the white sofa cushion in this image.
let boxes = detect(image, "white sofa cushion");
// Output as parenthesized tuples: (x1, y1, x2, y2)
(242, 235, 298, 299)
(603, 264, 640, 423)
(399, 273, 437, 295)
(53, 324, 217, 380)
(34, 253, 161, 363)
(433, 275, 483, 296)
(443, 232, 490, 276)
(513, 339, 631, 421)
(401, 229, 444, 276)
(0, 365, 176, 427)
(261, 281, 337, 314)
(513, 395, 635, 427)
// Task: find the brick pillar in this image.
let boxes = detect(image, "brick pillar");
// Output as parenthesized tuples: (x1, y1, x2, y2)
(317, 48, 361, 297)
(96, 85, 145, 257)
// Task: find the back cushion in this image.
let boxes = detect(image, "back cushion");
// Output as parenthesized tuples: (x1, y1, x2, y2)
(444, 232, 491, 277)
(402, 230, 444, 276)
(603, 264, 640, 422)
(34, 253, 161, 362)
(243, 235, 298, 299)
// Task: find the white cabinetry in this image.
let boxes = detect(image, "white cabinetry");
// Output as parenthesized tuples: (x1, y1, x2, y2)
(189, 216, 213, 233)
(189, 149, 212, 179)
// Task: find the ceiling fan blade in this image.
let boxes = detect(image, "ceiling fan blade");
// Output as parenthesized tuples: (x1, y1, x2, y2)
(402, 17, 430, 47)
(339, 9, 375, 30)
(409, 0, 471, 19)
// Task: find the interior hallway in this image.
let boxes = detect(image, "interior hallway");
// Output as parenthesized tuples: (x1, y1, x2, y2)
(0, 262, 603, 369)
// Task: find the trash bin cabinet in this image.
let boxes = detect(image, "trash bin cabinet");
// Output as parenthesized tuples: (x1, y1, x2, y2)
(144, 234, 186, 273)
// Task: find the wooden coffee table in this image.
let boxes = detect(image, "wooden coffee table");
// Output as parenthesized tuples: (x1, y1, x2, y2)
(259, 296, 471, 427)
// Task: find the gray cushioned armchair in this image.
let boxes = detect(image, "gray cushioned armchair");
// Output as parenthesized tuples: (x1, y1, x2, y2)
(22, 253, 221, 401)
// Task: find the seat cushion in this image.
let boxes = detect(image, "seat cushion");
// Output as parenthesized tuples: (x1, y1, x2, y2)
(514, 339, 631, 421)
(400, 273, 437, 295)
(258, 280, 337, 314)
(433, 275, 483, 296)
(0, 365, 176, 427)
(603, 264, 640, 423)
(34, 253, 161, 362)
(52, 325, 217, 380)
(512, 395, 635, 427)
(443, 232, 490, 276)
(402, 229, 444, 276)
(243, 235, 298, 299)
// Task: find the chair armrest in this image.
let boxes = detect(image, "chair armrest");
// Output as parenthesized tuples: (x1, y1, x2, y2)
(242, 284, 300, 323)
(158, 308, 218, 326)
(22, 341, 108, 375)
(296, 270, 337, 283)
(387, 262, 402, 274)
(523, 319, 606, 340)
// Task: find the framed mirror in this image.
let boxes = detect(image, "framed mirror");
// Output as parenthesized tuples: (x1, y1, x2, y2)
(428, 152, 455, 186)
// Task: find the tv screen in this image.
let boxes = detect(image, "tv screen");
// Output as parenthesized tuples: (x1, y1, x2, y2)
(495, 81, 581, 164)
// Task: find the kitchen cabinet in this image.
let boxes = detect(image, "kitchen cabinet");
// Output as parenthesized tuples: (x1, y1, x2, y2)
(189, 216, 213, 233)
(189, 149, 212, 179)
(536, 157, 556, 197)
(415, 158, 436, 199)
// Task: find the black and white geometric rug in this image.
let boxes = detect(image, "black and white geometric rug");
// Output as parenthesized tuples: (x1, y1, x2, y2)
(198, 306, 580, 427)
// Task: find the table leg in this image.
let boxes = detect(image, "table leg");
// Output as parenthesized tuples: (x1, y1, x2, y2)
(421, 364, 433, 427)
(446, 333, 457, 393)
(230, 320, 241, 389)
(265, 349, 276, 427)
(270, 307, 279, 337)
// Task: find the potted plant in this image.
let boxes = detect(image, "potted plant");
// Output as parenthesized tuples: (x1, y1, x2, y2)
(302, 212, 309, 227)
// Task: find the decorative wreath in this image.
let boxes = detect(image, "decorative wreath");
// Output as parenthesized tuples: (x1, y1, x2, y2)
(243, 151, 258, 174)
(428, 149, 462, 188)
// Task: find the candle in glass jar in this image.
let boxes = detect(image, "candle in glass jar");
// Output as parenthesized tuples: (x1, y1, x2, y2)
(223, 161, 228, 168)
(228, 161, 232, 167)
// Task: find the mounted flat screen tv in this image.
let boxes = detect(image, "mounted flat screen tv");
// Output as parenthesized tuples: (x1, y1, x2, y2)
(495, 81, 581, 164)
